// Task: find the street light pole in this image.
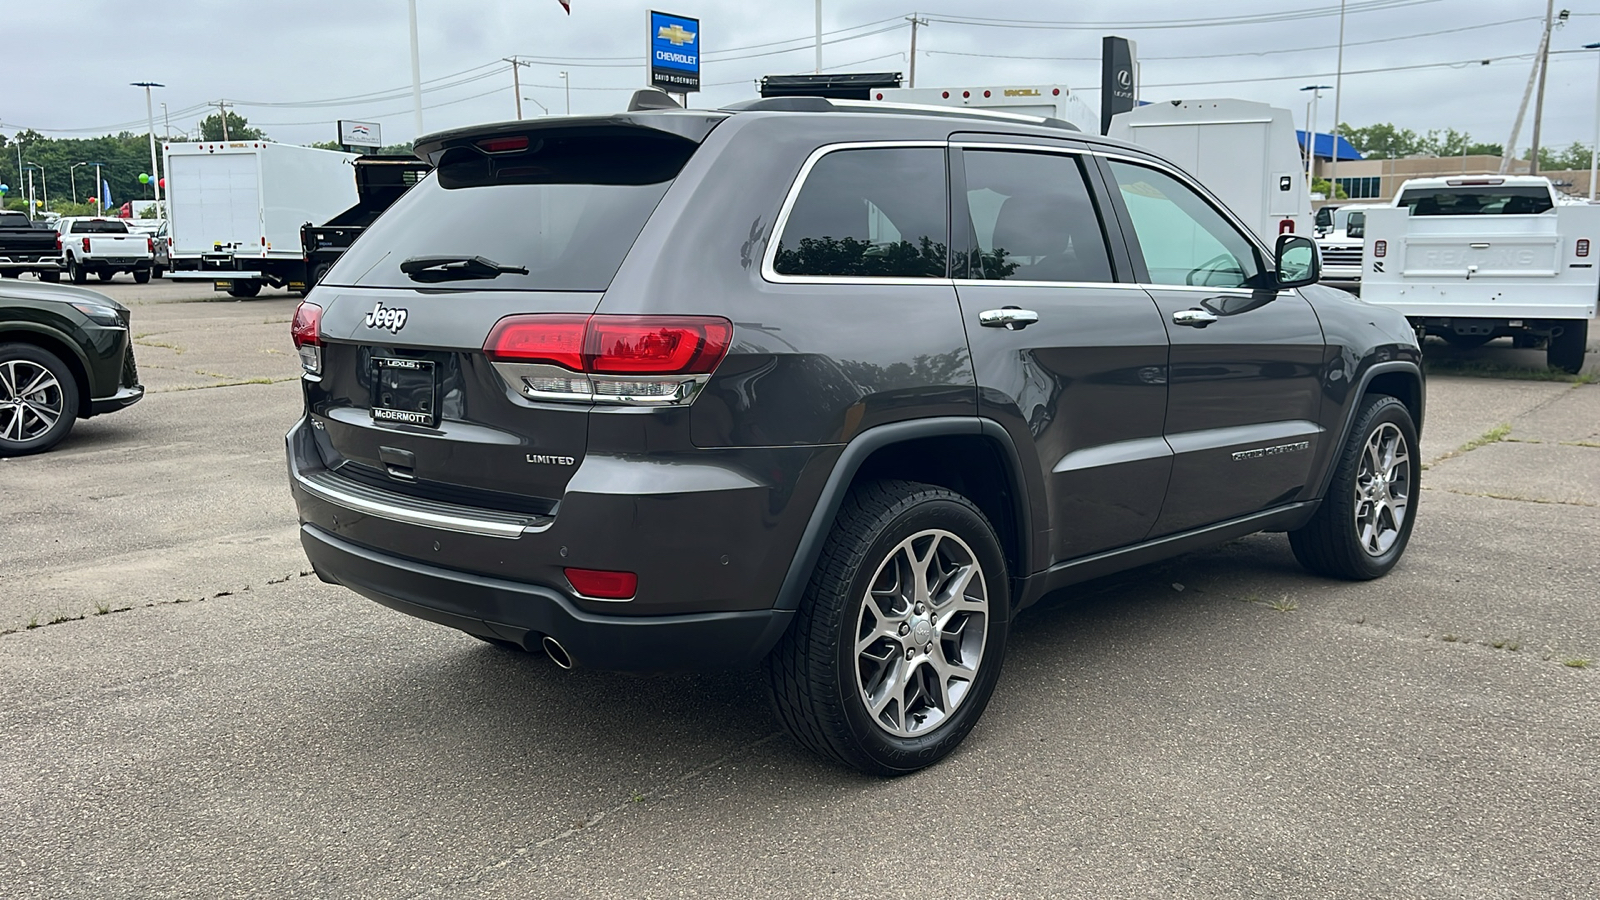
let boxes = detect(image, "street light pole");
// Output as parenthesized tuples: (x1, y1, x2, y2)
(24, 162, 47, 212)
(1327, 0, 1348, 203)
(1587, 42, 1600, 200)
(1300, 84, 1331, 187)
(407, 0, 424, 136)
(70, 162, 88, 203)
(522, 95, 550, 116)
(815, 0, 822, 73)
(559, 71, 570, 114)
(132, 82, 164, 208)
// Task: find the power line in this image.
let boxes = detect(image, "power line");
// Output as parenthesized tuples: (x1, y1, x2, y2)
(924, 0, 1442, 31)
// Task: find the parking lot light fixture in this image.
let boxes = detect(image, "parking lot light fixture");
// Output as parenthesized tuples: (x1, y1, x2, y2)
(1586, 42, 1600, 200)
(132, 82, 164, 208)
(522, 95, 550, 116)
(559, 71, 570, 115)
(1300, 84, 1332, 184)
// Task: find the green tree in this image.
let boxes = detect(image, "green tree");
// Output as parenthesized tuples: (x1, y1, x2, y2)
(1526, 141, 1594, 170)
(198, 112, 265, 141)
(1312, 177, 1348, 200)
(1339, 122, 1424, 159)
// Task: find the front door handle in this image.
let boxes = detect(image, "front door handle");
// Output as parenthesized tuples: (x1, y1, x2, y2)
(1172, 308, 1218, 328)
(978, 307, 1039, 330)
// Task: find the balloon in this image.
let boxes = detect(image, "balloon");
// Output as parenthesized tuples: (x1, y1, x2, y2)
(0, 183, 8, 193)
(138, 173, 151, 184)
(158, 178, 165, 189)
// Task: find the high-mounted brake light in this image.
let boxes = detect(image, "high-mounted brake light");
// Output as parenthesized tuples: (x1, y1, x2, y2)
(1446, 178, 1504, 186)
(291, 301, 323, 376)
(484, 314, 733, 405)
(477, 135, 530, 153)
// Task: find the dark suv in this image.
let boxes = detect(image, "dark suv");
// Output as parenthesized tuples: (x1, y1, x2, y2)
(287, 96, 1424, 775)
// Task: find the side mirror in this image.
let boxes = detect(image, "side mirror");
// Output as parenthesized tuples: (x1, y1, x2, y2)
(1274, 234, 1320, 289)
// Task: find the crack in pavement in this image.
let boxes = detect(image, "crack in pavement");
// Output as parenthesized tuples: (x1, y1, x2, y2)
(0, 570, 318, 639)
(1421, 485, 1599, 508)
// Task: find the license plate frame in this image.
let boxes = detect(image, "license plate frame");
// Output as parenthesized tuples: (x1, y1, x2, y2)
(370, 357, 439, 428)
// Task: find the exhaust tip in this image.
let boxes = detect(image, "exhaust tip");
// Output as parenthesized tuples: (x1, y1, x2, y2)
(541, 636, 574, 670)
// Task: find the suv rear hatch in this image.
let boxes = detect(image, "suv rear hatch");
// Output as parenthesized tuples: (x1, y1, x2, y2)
(295, 114, 724, 513)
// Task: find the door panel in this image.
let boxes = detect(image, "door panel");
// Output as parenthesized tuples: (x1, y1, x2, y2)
(1101, 157, 1326, 536)
(953, 146, 1171, 564)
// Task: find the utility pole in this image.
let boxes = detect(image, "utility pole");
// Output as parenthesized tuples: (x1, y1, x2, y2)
(1326, 0, 1348, 203)
(505, 57, 527, 120)
(1587, 42, 1600, 200)
(814, 0, 822, 73)
(1528, 0, 1560, 176)
(906, 15, 928, 88)
(1503, 5, 1556, 175)
(560, 71, 570, 115)
(408, 0, 424, 136)
(212, 101, 232, 141)
(133, 82, 163, 208)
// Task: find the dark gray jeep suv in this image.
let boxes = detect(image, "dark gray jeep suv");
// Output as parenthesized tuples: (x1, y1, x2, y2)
(287, 96, 1423, 774)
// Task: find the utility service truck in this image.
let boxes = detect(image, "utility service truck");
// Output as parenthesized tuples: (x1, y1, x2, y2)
(1315, 203, 1386, 292)
(1108, 99, 1312, 243)
(872, 85, 1098, 134)
(1362, 175, 1598, 372)
(164, 141, 358, 297)
(299, 154, 432, 289)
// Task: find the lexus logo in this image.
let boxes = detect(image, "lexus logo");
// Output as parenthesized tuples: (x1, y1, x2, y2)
(1117, 70, 1132, 88)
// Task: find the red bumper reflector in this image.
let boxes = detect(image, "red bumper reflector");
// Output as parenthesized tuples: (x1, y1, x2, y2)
(565, 568, 637, 600)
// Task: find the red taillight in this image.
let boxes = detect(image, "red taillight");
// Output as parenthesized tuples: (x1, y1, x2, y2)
(1373, 240, 1387, 258)
(82, 238, 91, 253)
(54, 235, 61, 251)
(291, 301, 322, 347)
(565, 567, 637, 600)
(484, 314, 589, 370)
(478, 135, 530, 153)
(875, 92, 883, 100)
(983, 89, 992, 98)
(484, 315, 732, 375)
(941, 91, 949, 98)
(1052, 88, 1061, 96)
(146, 237, 154, 254)
(962, 90, 970, 98)
(1578, 239, 1591, 258)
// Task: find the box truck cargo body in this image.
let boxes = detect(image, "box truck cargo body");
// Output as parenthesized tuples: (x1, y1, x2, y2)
(1109, 99, 1312, 243)
(872, 85, 1097, 134)
(164, 141, 358, 296)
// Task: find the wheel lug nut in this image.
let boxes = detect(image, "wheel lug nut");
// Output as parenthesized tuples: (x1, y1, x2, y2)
(898, 623, 910, 636)
(924, 643, 933, 654)
(905, 648, 915, 661)
(914, 603, 925, 614)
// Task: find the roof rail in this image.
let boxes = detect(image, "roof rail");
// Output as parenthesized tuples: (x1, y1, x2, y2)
(720, 96, 1080, 132)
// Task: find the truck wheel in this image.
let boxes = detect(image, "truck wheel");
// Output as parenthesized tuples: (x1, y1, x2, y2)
(311, 263, 331, 287)
(0, 342, 79, 457)
(1289, 395, 1419, 580)
(765, 480, 1010, 775)
(68, 257, 87, 285)
(153, 267, 165, 279)
(226, 280, 262, 299)
(1547, 320, 1588, 374)
(133, 269, 152, 284)
(39, 270, 61, 283)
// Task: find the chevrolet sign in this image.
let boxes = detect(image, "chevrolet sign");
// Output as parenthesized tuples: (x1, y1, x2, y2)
(649, 10, 700, 93)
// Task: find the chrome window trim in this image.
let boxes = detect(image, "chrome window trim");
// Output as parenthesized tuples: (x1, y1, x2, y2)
(762, 140, 950, 286)
(952, 279, 1147, 291)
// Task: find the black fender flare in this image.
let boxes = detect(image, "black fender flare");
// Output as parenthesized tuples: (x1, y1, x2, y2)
(772, 417, 1033, 612)
(1312, 359, 1424, 500)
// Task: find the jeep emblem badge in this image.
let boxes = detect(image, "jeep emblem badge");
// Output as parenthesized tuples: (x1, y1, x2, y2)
(364, 301, 409, 334)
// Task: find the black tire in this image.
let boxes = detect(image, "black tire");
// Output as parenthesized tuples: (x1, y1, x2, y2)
(311, 263, 331, 287)
(153, 267, 165, 279)
(765, 480, 1010, 776)
(0, 342, 79, 457)
(1440, 332, 1493, 350)
(68, 257, 87, 285)
(133, 268, 151, 284)
(96, 270, 115, 283)
(39, 270, 61, 283)
(226, 280, 262, 299)
(1290, 395, 1419, 580)
(1, 270, 18, 278)
(1548, 320, 1588, 375)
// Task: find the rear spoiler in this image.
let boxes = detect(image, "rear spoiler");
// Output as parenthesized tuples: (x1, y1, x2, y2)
(413, 109, 728, 165)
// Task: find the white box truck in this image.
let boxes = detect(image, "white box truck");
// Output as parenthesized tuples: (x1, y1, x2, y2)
(1108, 99, 1312, 243)
(164, 140, 359, 297)
(872, 85, 1098, 134)
(1361, 175, 1599, 372)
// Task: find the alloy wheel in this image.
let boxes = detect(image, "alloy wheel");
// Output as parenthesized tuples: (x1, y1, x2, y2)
(854, 528, 989, 738)
(1353, 421, 1411, 556)
(0, 359, 65, 443)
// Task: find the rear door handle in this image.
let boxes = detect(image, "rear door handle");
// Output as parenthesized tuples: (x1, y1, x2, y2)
(1172, 308, 1218, 328)
(978, 307, 1039, 330)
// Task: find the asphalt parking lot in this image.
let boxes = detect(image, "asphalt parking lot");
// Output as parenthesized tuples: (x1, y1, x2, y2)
(3, 278, 1599, 899)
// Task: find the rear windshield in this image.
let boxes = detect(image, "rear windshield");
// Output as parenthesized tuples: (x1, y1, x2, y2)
(326, 132, 696, 291)
(1397, 186, 1553, 216)
(70, 220, 130, 234)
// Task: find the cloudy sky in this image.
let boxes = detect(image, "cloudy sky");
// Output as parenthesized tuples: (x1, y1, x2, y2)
(5, 0, 1598, 153)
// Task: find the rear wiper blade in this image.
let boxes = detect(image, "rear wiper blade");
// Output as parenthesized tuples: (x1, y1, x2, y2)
(400, 255, 528, 282)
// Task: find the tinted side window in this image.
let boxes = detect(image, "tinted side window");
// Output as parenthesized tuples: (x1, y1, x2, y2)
(1108, 160, 1261, 289)
(773, 147, 947, 278)
(960, 150, 1113, 283)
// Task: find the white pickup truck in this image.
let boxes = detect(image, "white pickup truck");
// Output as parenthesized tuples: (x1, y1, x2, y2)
(1314, 203, 1386, 291)
(55, 217, 156, 284)
(1361, 176, 1599, 372)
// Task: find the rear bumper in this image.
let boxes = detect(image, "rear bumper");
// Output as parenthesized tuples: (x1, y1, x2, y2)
(300, 523, 793, 671)
(89, 385, 144, 416)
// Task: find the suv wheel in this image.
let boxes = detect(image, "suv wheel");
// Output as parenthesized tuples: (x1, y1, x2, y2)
(766, 480, 1010, 775)
(1289, 395, 1419, 580)
(0, 343, 79, 456)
